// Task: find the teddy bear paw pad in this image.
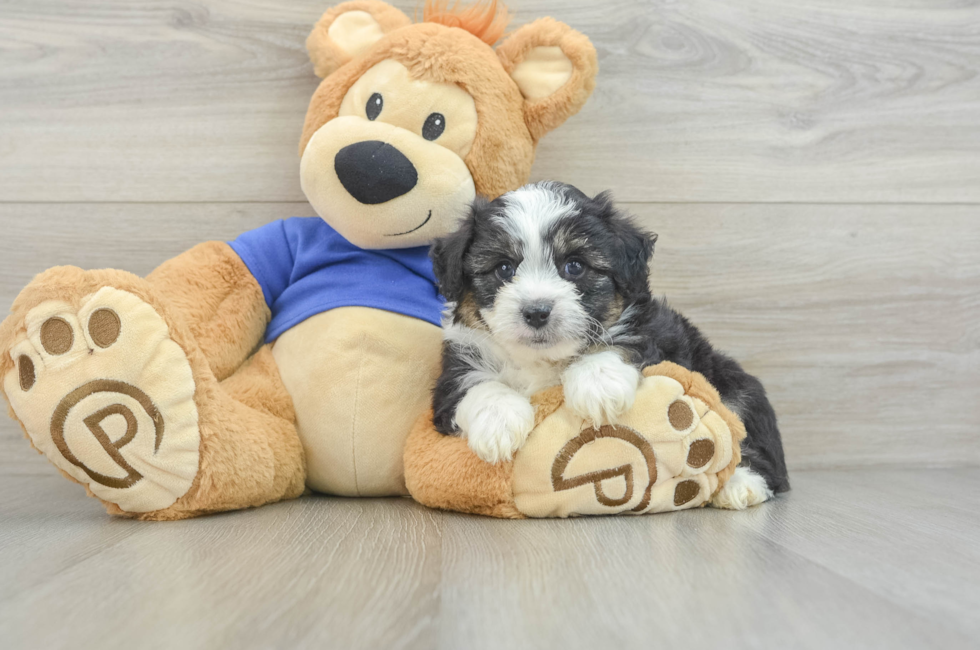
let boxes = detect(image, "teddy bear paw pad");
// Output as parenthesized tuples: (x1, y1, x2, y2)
(511, 372, 738, 517)
(4, 287, 200, 513)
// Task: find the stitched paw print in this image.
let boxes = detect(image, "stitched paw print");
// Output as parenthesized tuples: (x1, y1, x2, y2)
(512, 365, 742, 517)
(3, 286, 201, 513)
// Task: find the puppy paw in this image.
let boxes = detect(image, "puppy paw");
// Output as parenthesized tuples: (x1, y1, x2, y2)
(710, 466, 774, 510)
(455, 382, 535, 464)
(562, 350, 641, 425)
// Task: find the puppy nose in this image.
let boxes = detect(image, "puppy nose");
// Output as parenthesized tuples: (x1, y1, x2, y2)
(334, 140, 418, 204)
(522, 304, 552, 329)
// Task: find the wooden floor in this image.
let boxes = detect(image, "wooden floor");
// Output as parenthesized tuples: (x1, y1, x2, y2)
(0, 468, 977, 649)
(2, 1, 979, 648)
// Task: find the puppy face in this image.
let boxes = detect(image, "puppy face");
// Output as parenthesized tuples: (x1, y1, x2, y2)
(433, 182, 657, 358)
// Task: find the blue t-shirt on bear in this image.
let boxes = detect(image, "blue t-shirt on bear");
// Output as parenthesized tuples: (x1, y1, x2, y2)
(229, 217, 444, 343)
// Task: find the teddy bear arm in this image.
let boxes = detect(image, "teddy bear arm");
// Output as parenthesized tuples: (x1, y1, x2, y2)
(146, 241, 270, 382)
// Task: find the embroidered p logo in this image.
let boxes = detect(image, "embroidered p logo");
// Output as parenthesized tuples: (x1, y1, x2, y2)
(550, 425, 658, 512)
(50, 380, 164, 489)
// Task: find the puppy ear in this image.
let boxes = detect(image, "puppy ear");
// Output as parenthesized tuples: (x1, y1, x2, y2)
(307, 1, 411, 78)
(496, 18, 598, 141)
(594, 192, 656, 301)
(431, 199, 483, 303)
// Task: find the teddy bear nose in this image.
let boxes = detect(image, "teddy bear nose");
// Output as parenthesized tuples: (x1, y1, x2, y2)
(334, 140, 419, 205)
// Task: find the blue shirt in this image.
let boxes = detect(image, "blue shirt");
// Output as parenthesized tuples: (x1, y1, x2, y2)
(229, 217, 443, 342)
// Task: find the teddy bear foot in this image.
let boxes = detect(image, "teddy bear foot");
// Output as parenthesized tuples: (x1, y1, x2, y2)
(3, 282, 201, 514)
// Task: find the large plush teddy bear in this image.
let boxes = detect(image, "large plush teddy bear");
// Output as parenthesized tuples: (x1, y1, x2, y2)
(0, 0, 598, 520)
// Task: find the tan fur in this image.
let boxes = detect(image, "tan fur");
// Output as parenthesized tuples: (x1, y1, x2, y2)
(530, 384, 566, 427)
(307, 1, 412, 79)
(301, 15, 597, 199)
(423, 0, 510, 46)
(601, 293, 625, 328)
(455, 293, 489, 330)
(496, 18, 598, 142)
(273, 307, 443, 497)
(127, 345, 306, 521)
(301, 23, 533, 199)
(404, 410, 523, 518)
(146, 242, 269, 381)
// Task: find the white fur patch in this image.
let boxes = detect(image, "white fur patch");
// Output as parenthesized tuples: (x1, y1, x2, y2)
(481, 277, 588, 353)
(481, 182, 591, 356)
(710, 466, 774, 510)
(445, 324, 565, 396)
(499, 182, 575, 243)
(561, 350, 641, 426)
(455, 381, 536, 464)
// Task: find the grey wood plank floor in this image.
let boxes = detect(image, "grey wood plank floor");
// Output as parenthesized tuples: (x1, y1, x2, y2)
(1, 469, 977, 650)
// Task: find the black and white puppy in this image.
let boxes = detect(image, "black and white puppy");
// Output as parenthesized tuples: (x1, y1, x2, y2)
(430, 182, 789, 509)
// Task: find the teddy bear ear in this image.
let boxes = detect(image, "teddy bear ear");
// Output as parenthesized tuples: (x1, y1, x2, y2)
(496, 17, 598, 141)
(306, 1, 412, 78)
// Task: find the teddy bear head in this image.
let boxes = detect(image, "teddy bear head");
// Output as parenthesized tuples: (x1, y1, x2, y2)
(299, 0, 598, 249)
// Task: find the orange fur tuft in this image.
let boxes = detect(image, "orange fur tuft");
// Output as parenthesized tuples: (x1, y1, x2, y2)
(422, 0, 510, 46)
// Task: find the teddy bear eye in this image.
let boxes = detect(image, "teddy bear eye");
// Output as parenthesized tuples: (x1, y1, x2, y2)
(366, 93, 383, 121)
(423, 113, 446, 140)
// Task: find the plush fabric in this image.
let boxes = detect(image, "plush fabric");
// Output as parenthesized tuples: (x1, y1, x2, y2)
(273, 306, 443, 496)
(496, 17, 598, 142)
(422, 0, 510, 46)
(0, 1, 599, 519)
(0, 259, 305, 520)
(307, 1, 413, 78)
(403, 363, 746, 519)
(404, 411, 523, 519)
(145, 241, 271, 381)
(229, 217, 443, 340)
(4, 286, 202, 514)
(300, 15, 598, 200)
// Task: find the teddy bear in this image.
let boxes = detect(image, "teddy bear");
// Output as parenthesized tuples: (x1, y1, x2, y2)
(0, 0, 598, 520)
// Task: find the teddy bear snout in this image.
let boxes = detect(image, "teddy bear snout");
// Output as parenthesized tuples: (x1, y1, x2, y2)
(334, 140, 419, 205)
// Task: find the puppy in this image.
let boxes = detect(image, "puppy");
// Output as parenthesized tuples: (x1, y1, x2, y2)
(430, 182, 789, 509)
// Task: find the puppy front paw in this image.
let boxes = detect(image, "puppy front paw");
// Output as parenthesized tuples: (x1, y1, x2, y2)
(562, 350, 641, 426)
(455, 382, 535, 464)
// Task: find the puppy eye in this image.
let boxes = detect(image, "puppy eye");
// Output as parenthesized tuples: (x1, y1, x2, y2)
(366, 93, 383, 121)
(495, 261, 516, 282)
(562, 259, 585, 279)
(423, 113, 446, 140)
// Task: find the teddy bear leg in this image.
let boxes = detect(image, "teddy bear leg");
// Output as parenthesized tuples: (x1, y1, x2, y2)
(0, 245, 303, 519)
(133, 345, 306, 521)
